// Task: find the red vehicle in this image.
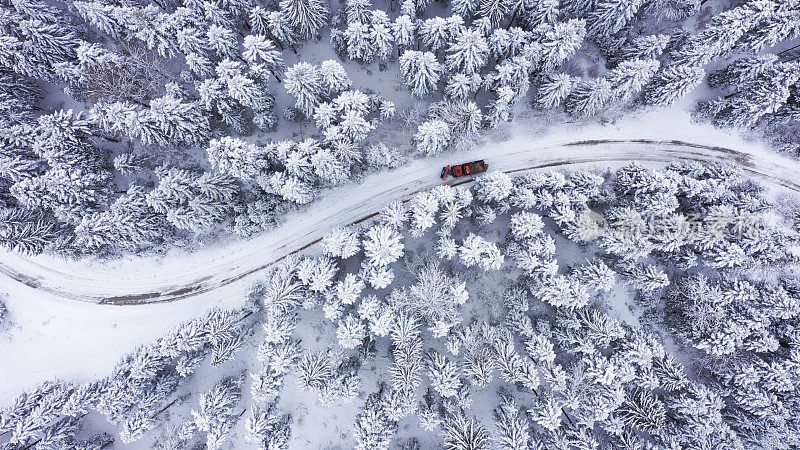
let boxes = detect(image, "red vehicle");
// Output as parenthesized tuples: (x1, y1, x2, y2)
(441, 160, 488, 180)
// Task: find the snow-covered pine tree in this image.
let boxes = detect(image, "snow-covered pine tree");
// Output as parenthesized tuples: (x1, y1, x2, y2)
(419, 16, 458, 54)
(337, 314, 367, 348)
(146, 169, 239, 233)
(445, 73, 482, 101)
(392, 15, 417, 51)
(459, 233, 505, 271)
(527, 394, 563, 431)
(510, 211, 544, 240)
(295, 256, 337, 293)
(321, 226, 361, 259)
(432, 100, 483, 141)
(346, 0, 373, 24)
(3, 380, 78, 447)
(707, 55, 778, 90)
(370, 11, 396, 63)
(295, 350, 335, 393)
(645, 0, 698, 21)
(565, 77, 613, 117)
(492, 392, 532, 449)
(191, 376, 243, 450)
(361, 262, 395, 289)
(345, 21, 375, 64)
(399, 50, 441, 98)
(244, 403, 291, 449)
(539, 19, 586, 73)
(427, 351, 462, 398)
(363, 224, 405, 267)
(408, 191, 439, 236)
(738, 1, 800, 53)
(314, 101, 337, 129)
(452, 0, 479, 19)
(380, 201, 408, 230)
(338, 109, 375, 143)
(242, 35, 285, 81)
(0, 208, 58, 255)
(280, 0, 329, 39)
(587, 0, 646, 38)
(702, 62, 800, 129)
(92, 91, 211, 147)
(389, 312, 424, 393)
(262, 9, 300, 50)
(524, 0, 560, 28)
(415, 119, 452, 155)
(653, 353, 688, 391)
(11, 14, 81, 78)
(319, 60, 352, 96)
(671, 1, 773, 68)
(573, 260, 616, 293)
(335, 273, 365, 306)
(354, 386, 399, 450)
(477, 0, 512, 28)
(488, 27, 528, 61)
(34, 109, 106, 169)
(11, 167, 113, 225)
(387, 259, 468, 335)
(446, 28, 489, 75)
(623, 263, 670, 293)
(607, 59, 660, 101)
(284, 62, 323, 116)
(365, 142, 401, 168)
(534, 275, 591, 309)
(537, 73, 577, 109)
(112, 152, 150, 176)
(206, 136, 269, 180)
(72, 1, 126, 39)
(642, 64, 705, 106)
(206, 25, 238, 60)
(617, 389, 667, 435)
(474, 171, 513, 203)
(486, 57, 531, 103)
(614, 34, 670, 64)
(249, 6, 271, 36)
(260, 171, 315, 204)
(441, 414, 491, 450)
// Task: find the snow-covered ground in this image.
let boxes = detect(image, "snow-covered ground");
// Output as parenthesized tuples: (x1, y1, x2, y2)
(1, 111, 798, 403)
(0, 280, 247, 403)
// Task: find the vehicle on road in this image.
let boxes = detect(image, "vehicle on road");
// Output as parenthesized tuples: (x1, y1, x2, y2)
(440, 160, 488, 180)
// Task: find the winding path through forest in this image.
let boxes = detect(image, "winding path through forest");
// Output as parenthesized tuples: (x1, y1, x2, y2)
(2, 138, 800, 305)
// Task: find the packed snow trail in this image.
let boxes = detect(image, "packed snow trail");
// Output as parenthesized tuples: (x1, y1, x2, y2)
(2, 138, 799, 305)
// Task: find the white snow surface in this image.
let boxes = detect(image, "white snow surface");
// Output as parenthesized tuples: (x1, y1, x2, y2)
(1, 110, 799, 402)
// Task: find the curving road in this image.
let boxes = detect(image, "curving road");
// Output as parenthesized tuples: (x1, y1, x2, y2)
(2, 138, 800, 305)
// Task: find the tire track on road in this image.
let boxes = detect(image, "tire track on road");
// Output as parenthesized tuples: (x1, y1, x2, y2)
(2, 139, 799, 305)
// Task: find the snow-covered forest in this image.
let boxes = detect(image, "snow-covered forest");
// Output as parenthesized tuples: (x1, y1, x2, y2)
(3, 164, 800, 448)
(1, 0, 799, 256)
(4, 0, 800, 447)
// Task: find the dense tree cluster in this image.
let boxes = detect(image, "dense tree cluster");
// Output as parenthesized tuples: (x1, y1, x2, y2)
(4, 164, 800, 447)
(0, 306, 257, 448)
(313, 165, 798, 448)
(1, 0, 797, 257)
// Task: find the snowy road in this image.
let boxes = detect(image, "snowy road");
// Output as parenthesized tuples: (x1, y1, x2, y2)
(2, 134, 800, 305)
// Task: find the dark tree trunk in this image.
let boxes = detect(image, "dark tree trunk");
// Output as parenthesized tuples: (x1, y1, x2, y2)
(506, 9, 519, 30)
(92, 132, 121, 143)
(153, 397, 181, 417)
(270, 69, 282, 83)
